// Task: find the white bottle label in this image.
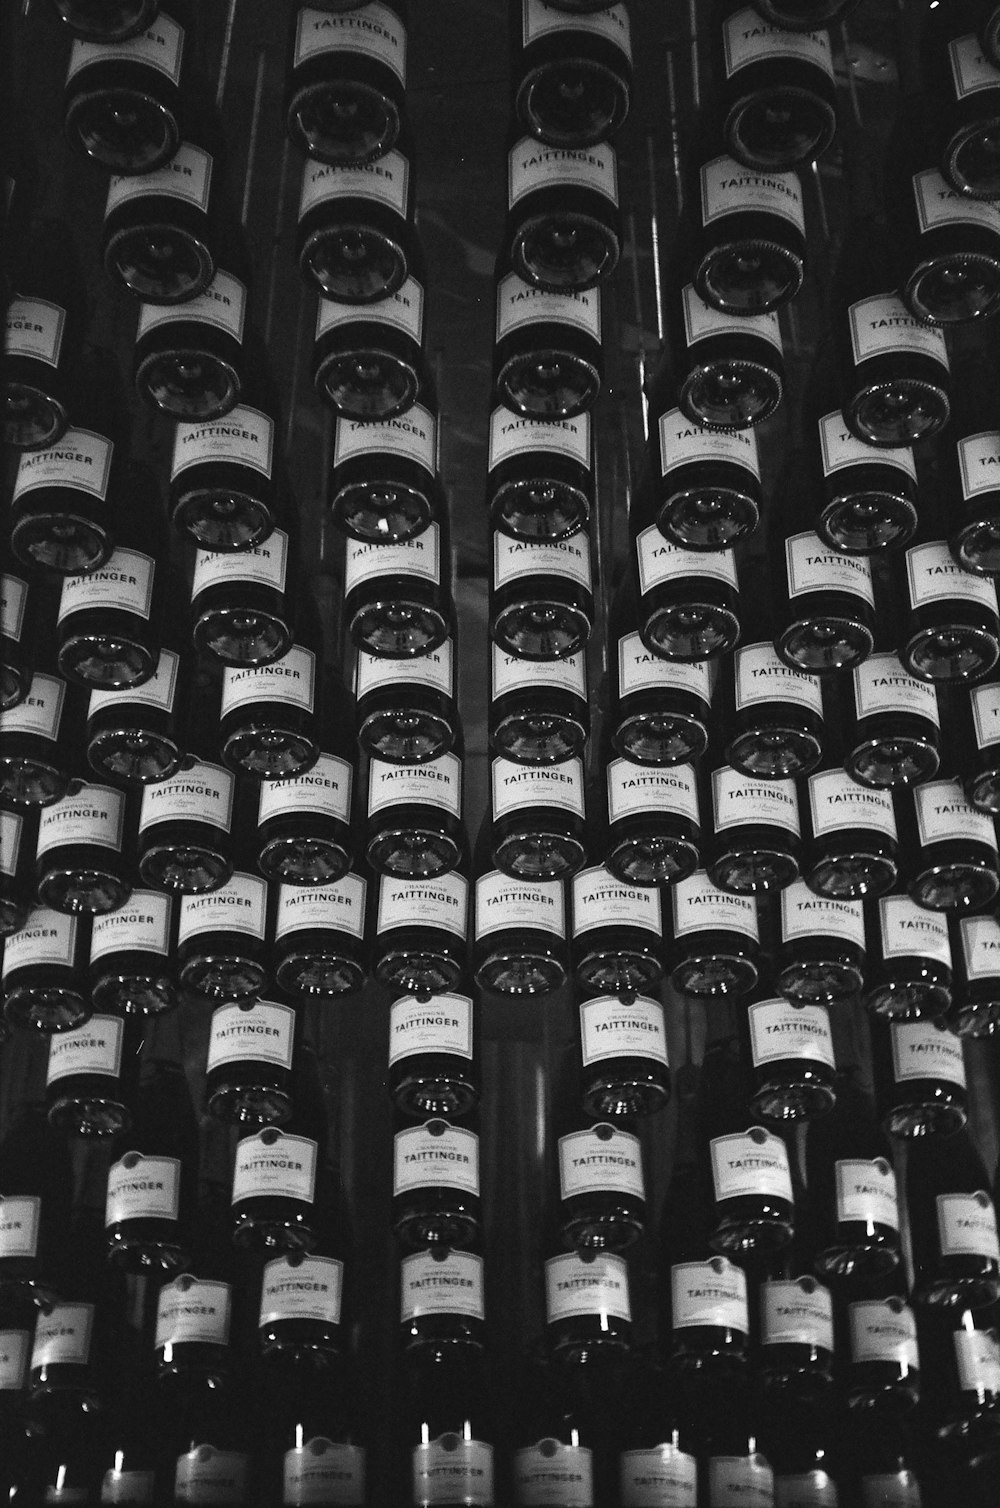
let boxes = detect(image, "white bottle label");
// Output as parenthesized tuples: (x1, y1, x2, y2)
(780, 881, 864, 948)
(0, 808, 20, 880)
(670, 1257, 748, 1333)
(960, 914, 1000, 979)
(491, 644, 586, 699)
(106, 143, 212, 217)
(955, 1327, 1000, 1394)
(377, 873, 468, 939)
(345, 523, 440, 590)
(67, 14, 183, 82)
(658, 406, 760, 480)
(90, 645, 180, 718)
(835, 1158, 898, 1230)
(47, 1015, 124, 1085)
(761, 1278, 833, 1351)
(807, 769, 897, 841)
(853, 652, 938, 726)
(559, 1124, 644, 1200)
(175, 1449, 248, 1506)
(818, 411, 916, 481)
(208, 1001, 296, 1073)
(958, 431, 1000, 503)
(878, 894, 951, 965)
(317, 275, 423, 343)
(400, 1249, 485, 1321)
(139, 269, 246, 343)
(492, 756, 585, 818)
(476, 871, 565, 940)
(1, 574, 27, 643)
(260, 1254, 344, 1327)
(513, 1443, 593, 1507)
(785, 531, 875, 605)
(0, 1331, 30, 1392)
(973, 682, 1000, 752)
(394, 1121, 479, 1195)
(849, 1299, 919, 1369)
(748, 1000, 835, 1069)
(545, 1251, 630, 1322)
(5, 296, 65, 367)
(2, 908, 78, 978)
(31, 1303, 94, 1369)
(671, 869, 758, 939)
(496, 273, 602, 342)
(848, 292, 949, 367)
(711, 767, 800, 836)
(14, 427, 113, 502)
(681, 282, 781, 353)
(334, 402, 435, 475)
(523, 0, 631, 58)
(734, 642, 822, 715)
(412, 1439, 493, 1508)
(907, 541, 999, 613)
(192, 527, 288, 598)
(275, 874, 367, 942)
(156, 1276, 231, 1348)
(607, 758, 699, 826)
(914, 166, 1000, 233)
(299, 151, 409, 219)
(710, 1128, 792, 1204)
(368, 751, 461, 818)
(937, 1191, 1000, 1261)
(222, 644, 315, 716)
(105, 1153, 180, 1226)
(284, 1443, 365, 1508)
(259, 752, 352, 825)
(294, 2, 406, 81)
(616, 632, 711, 702)
(636, 525, 738, 596)
(172, 404, 273, 481)
(178, 872, 268, 944)
(620, 1447, 697, 1508)
(388, 993, 473, 1065)
(949, 33, 1000, 97)
(509, 137, 618, 208)
(357, 637, 453, 698)
(36, 782, 124, 857)
(489, 407, 590, 470)
(579, 994, 667, 1067)
(0, 1195, 40, 1259)
(914, 778, 998, 851)
(860, 1474, 921, 1508)
(2, 670, 65, 741)
(706, 1458, 774, 1507)
(90, 890, 172, 962)
(572, 864, 662, 938)
(102, 1471, 157, 1506)
(890, 1020, 967, 1088)
(58, 547, 154, 625)
(723, 9, 833, 77)
(700, 155, 804, 233)
(493, 531, 592, 591)
(232, 1131, 317, 1205)
(139, 760, 234, 835)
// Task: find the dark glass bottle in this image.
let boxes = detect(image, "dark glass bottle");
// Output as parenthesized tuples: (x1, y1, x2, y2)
(918, 1304, 1000, 1468)
(772, 879, 865, 1004)
(296, 144, 416, 302)
(190, 529, 293, 668)
(489, 753, 588, 881)
(863, 893, 953, 1023)
(259, 1250, 345, 1360)
(672, 279, 784, 431)
(256, 751, 353, 886)
(924, 11, 1000, 200)
(314, 271, 425, 421)
(950, 912, 1000, 1036)
(154, 1191, 233, 1382)
(940, 354, 1000, 578)
(401, 1344, 497, 1508)
(954, 676, 1000, 813)
(505, 133, 621, 292)
(805, 1072, 901, 1284)
(205, 997, 297, 1126)
(0, 671, 86, 808)
(841, 650, 941, 789)
(102, 138, 217, 304)
(45, 1011, 141, 1137)
(284, 0, 406, 166)
(617, 1354, 699, 1508)
(136, 756, 235, 894)
(706, 761, 802, 895)
(163, 1371, 252, 1508)
(392, 1115, 481, 1250)
(329, 401, 440, 544)
(810, 402, 919, 554)
(544, 1250, 632, 1362)
(773, 527, 876, 674)
(699, 1379, 775, 1506)
(611, 629, 712, 768)
(56, 524, 166, 694)
(757, 1274, 835, 1401)
(635, 525, 741, 662)
(557, 1118, 646, 1252)
(344, 522, 452, 659)
(907, 1132, 1000, 1309)
(264, 1350, 365, 1508)
(489, 643, 588, 765)
(88, 887, 177, 1016)
(690, 149, 807, 316)
(272, 873, 369, 999)
(570, 863, 663, 995)
(134, 268, 246, 421)
(34, 779, 132, 916)
(96, 1371, 164, 1508)
(365, 748, 465, 880)
(487, 403, 591, 543)
(219, 643, 322, 781)
(873, 1015, 969, 1138)
(577, 991, 670, 1118)
(3, 219, 81, 452)
(231, 1124, 320, 1252)
(715, 2, 837, 170)
(492, 266, 603, 420)
(0, 805, 36, 939)
(175, 870, 270, 1002)
(387, 990, 479, 1119)
(512, 0, 632, 149)
(667, 868, 760, 998)
(356, 636, 457, 763)
(2, 905, 92, 1033)
(898, 536, 1000, 685)
(474, 868, 568, 996)
(49, 1, 161, 42)
(719, 637, 824, 780)
(667, 1252, 750, 1382)
(745, 994, 837, 1123)
(400, 1246, 486, 1354)
(647, 400, 761, 553)
(603, 757, 701, 887)
(372, 872, 468, 995)
(801, 766, 898, 900)
(901, 776, 1000, 912)
(0, 1100, 73, 1306)
(61, 4, 185, 174)
(104, 1052, 197, 1273)
(87, 645, 189, 785)
(27, 1296, 103, 1419)
(169, 399, 280, 553)
(490, 528, 594, 661)
(844, 1295, 921, 1413)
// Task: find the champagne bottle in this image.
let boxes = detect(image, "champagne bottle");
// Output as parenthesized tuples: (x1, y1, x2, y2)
(0, 573, 35, 712)
(512, 0, 632, 150)
(0, 1100, 73, 1305)
(670, 278, 784, 432)
(511, 1350, 613, 1508)
(372, 872, 468, 995)
(603, 757, 702, 887)
(256, 750, 354, 886)
(136, 756, 236, 894)
(690, 149, 807, 316)
(714, 3, 837, 171)
(900, 776, 1000, 912)
(844, 1294, 921, 1413)
(950, 676, 1000, 814)
(917, 1305, 1000, 1465)
(489, 753, 588, 880)
(667, 868, 760, 999)
(907, 1131, 1000, 1308)
(190, 530, 294, 669)
(570, 863, 663, 995)
(387, 990, 479, 1119)
(402, 1343, 497, 1508)
(800, 766, 899, 900)
(169, 395, 281, 552)
(489, 644, 589, 765)
(667, 1254, 750, 1382)
(0, 671, 86, 807)
(921, 3, 1000, 198)
(219, 643, 323, 781)
(164, 1370, 252, 1508)
(618, 1353, 699, 1508)
(134, 267, 247, 420)
(284, 1, 407, 166)
(809, 399, 920, 554)
(365, 748, 465, 880)
(400, 1247, 486, 1354)
(272, 872, 369, 999)
(744, 994, 837, 1123)
(97, 1371, 164, 1508)
(392, 1114, 482, 1250)
(330, 399, 441, 547)
(34, 779, 133, 916)
(699, 1038, 795, 1256)
(205, 998, 297, 1126)
(840, 651, 941, 790)
(0, 805, 37, 939)
(773, 525, 876, 675)
(3, 219, 82, 451)
(873, 1016, 969, 1138)
(2, 905, 92, 1033)
(577, 990, 670, 1117)
(698, 1378, 775, 1508)
(717, 635, 824, 780)
(175, 871, 270, 1002)
(264, 1349, 365, 1508)
(313, 270, 426, 421)
(634, 525, 742, 662)
(487, 405, 592, 543)
(757, 1275, 835, 1403)
(231, 1124, 321, 1252)
(87, 645, 190, 785)
(474, 866, 568, 996)
(706, 760, 802, 895)
(557, 1116, 646, 1252)
(897, 518, 1000, 685)
(505, 133, 621, 292)
(771, 880, 865, 1005)
(344, 523, 453, 659)
(544, 1250, 632, 1361)
(645, 397, 762, 552)
(45, 1011, 141, 1137)
(610, 627, 712, 768)
(88, 887, 178, 1016)
(259, 1250, 345, 1360)
(356, 637, 457, 763)
(950, 911, 1000, 1036)
(492, 265, 603, 420)
(863, 894, 953, 1023)
(296, 142, 417, 302)
(490, 528, 594, 661)
(155, 1189, 233, 1382)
